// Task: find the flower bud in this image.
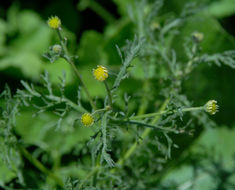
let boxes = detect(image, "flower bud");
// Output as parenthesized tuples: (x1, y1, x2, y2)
(205, 100, 218, 115)
(52, 44, 62, 54)
(192, 32, 204, 43)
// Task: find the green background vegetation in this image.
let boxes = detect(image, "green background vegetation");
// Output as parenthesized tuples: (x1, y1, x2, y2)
(0, 0, 235, 189)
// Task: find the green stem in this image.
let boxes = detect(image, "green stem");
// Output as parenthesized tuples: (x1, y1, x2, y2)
(130, 106, 204, 120)
(80, 81, 150, 183)
(92, 106, 111, 115)
(130, 110, 167, 120)
(87, 0, 116, 24)
(182, 106, 204, 112)
(52, 151, 61, 172)
(115, 103, 204, 168)
(119, 120, 178, 133)
(137, 81, 150, 115)
(115, 98, 170, 167)
(155, 46, 175, 76)
(18, 145, 64, 187)
(45, 95, 87, 112)
(79, 165, 100, 189)
(104, 80, 112, 107)
(56, 29, 96, 110)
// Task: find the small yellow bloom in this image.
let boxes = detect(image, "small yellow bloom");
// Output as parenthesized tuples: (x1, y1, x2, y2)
(205, 100, 218, 115)
(47, 16, 61, 29)
(93, 65, 108, 81)
(81, 113, 94, 127)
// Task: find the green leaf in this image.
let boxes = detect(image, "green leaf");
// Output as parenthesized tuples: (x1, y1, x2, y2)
(208, 0, 235, 18)
(15, 111, 94, 155)
(12, 22, 52, 54)
(0, 19, 7, 56)
(112, 0, 134, 16)
(192, 126, 235, 168)
(172, 13, 235, 58)
(77, 31, 108, 67)
(0, 158, 16, 184)
(42, 58, 73, 84)
(162, 126, 235, 189)
(0, 52, 42, 80)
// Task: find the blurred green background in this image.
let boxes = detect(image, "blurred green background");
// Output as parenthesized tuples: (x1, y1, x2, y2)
(0, 0, 235, 189)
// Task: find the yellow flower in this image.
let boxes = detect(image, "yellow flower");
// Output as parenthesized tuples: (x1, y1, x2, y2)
(81, 113, 94, 127)
(47, 16, 61, 29)
(205, 100, 218, 115)
(93, 65, 108, 81)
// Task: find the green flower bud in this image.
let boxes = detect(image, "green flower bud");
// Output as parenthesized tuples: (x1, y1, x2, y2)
(192, 32, 204, 43)
(205, 100, 219, 115)
(52, 44, 62, 54)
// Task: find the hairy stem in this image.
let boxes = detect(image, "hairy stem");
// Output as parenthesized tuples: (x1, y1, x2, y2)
(119, 120, 179, 133)
(56, 29, 96, 110)
(130, 106, 204, 120)
(45, 95, 87, 113)
(104, 80, 113, 107)
(92, 106, 111, 115)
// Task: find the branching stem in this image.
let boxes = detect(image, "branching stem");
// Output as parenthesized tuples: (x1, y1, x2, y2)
(130, 106, 204, 120)
(45, 95, 87, 113)
(56, 29, 96, 110)
(114, 98, 170, 168)
(92, 106, 111, 115)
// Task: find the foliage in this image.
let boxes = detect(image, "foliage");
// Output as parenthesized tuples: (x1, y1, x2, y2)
(0, 0, 235, 189)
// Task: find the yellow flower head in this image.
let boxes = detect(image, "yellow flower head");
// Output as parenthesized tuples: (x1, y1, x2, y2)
(81, 113, 94, 127)
(47, 16, 61, 29)
(205, 100, 219, 115)
(93, 65, 108, 81)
